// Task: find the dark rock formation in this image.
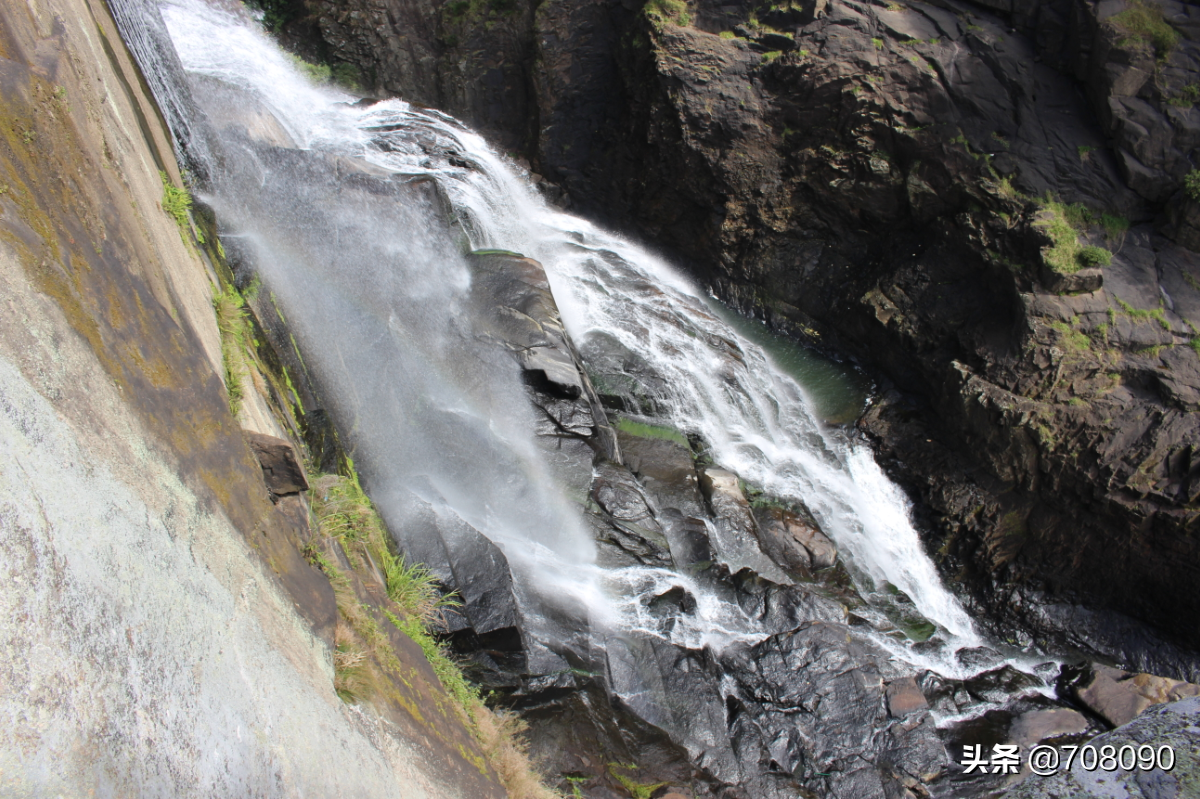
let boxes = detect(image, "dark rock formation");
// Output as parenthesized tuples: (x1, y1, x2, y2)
(245, 430, 311, 495)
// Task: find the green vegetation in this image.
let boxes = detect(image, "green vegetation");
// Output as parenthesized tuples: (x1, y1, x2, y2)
(762, 50, 783, 63)
(1079, 245, 1113, 267)
(607, 764, 668, 799)
(1111, 0, 1179, 60)
(213, 286, 252, 416)
(1117, 298, 1171, 330)
(309, 468, 560, 798)
(1035, 199, 1114, 275)
(160, 171, 202, 244)
(244, 0, 304, 32)
(1050, 320, 1090, 351)
(645, 0, 690, 26)
(1186, 169, 1200, 202)
(1101, 212, 1130, 240)
(719, 30, 737, 39)
(1169, 83, 1200, 107)
(613, 416, 690, 448)
(1077, 144, 1095, 161)
(996, 176, 1024, 201)
(288, 53, 332, 84)
(872, 37, 885, 50)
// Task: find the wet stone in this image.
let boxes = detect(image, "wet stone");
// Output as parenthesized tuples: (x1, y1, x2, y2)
(886, 676, 930, 718)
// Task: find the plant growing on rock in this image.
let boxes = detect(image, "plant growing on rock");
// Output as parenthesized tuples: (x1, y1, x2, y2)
(213, 286, 252, 415)
(1185, 169, 1200, 202)
(644, 0, 690, 27)
(1110, 0, 1179, 61)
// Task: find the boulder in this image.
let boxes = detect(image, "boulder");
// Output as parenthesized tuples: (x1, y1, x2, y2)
(1004, 697, 1200, 799)
(1007, 708, 1090, 747)
(1069, 663, 1200, 727)
(699, 468, 792, 584)
(753, 504, 838, 573)
(244, 431, 309, 495)
(886, 676, 930, 718)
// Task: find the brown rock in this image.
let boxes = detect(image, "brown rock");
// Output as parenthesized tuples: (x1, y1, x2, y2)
(753, 505, 838, 573)
(245, 431, 309, 495)
(886, 676, 930, 718)
(1074, 664, 1200, 727)
(1008, 708, 1090, 747)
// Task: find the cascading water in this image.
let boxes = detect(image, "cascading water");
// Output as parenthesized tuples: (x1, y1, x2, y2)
(114, 0, 1063, 793)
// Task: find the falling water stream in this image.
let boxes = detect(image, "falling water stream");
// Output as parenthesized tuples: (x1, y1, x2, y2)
(109, 0, 1063, 790)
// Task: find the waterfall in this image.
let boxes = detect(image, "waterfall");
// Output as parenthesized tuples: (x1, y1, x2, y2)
(100, 4, 1073, 793)
(145, 0, 993, 662)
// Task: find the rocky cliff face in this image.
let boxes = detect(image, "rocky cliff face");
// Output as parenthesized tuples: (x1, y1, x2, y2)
(288, 0, 1200, 673)
(0, 0, 512, 793)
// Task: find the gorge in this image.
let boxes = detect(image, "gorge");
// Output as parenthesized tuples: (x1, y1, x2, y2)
(1, 0, 1199, 797)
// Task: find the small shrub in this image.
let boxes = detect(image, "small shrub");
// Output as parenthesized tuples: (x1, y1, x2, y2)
(1169, 83, 1200, 107)
(872, 37, 885, 50)
(1185, 169, 1200, 202)
(608, 764, 668, 799)
(1077, 144, 1095, 161)
(1079, 245, 1113, 267)
(762, 50, 783, 63)
(331, 62, 362, 91)
(1110, 0, 1179, 61)
(719, 30, 736, 39)
(1101, 212, 1130, 239)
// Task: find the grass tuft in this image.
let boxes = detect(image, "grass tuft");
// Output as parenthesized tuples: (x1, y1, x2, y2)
(644, 0, 690, 26)
(1035, 200, 1113, 275)
(160, 171, 203, 244)
(1110, 0, 1179, 61)
(213, 286, 251, 416)
(311, 467, 561, 798)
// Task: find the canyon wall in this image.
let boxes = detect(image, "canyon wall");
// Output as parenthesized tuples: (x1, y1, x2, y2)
(0, 0, 505, 793)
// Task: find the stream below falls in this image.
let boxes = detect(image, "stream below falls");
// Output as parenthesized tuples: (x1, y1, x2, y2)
(108, 1, 1085, 795)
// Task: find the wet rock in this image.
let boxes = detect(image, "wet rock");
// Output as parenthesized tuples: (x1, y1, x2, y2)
(244, 430, 309, 495)
(886, 676, 930, 718)
(699, 468, 791, 584)
(467, 251, 619, 462)
(1066, 663, 1200, 728)
(965, 665, 1046, 705)
(1007, 708, 1090, 747)
(753, 504, 838, 574)
(616, 425, 705, 518)
(647, 585, 697, 616)
(1004, 697, 1200, 799)
(590, 462, 673, 567)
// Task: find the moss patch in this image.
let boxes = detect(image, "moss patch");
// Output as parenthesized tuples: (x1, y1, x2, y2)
(613, 416, 690, 448)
